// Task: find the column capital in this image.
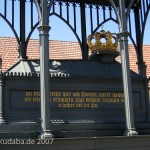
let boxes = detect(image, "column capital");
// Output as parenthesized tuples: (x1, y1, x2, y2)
(37, 25, 51, 32)
(117, 31, 130, 38)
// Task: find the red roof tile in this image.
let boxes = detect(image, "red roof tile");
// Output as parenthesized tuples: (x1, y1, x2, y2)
(0, 37, 150, 85)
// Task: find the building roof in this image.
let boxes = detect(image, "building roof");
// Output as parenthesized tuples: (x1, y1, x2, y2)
(0, 37, 82, 72)
(5, 60, 141, 80)
(0, 37, 150, 80)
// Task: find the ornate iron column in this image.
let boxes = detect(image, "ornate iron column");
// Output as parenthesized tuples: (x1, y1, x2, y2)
(38, 0, 53, 139)
(0, 58, 6, 124)
(118, 0, 138, 136)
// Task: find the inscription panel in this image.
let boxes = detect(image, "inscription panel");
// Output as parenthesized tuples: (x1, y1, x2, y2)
(10, 90, 141, 109)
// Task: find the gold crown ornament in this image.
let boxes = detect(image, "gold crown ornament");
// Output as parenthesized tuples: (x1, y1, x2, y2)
(87, 30, 118, 52)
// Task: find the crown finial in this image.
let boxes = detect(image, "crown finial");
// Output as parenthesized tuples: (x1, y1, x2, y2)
(87, 30, 118, 53)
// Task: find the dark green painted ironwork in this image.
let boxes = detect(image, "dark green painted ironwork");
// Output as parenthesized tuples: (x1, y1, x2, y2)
(0, 0, 150, 139)
(0, 0, 149, 66)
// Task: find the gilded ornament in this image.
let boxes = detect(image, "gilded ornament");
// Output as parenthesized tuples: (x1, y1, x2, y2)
(87, 30, 118, 52)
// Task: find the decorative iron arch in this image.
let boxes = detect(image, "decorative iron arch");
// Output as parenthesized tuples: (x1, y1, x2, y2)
(50, 13, 83, 58)
(25, 13, 83, 59)
(108, 0, 121, 28)
(108, 0, 145, 67)
(92, 18, 118, 34)
(92, 18, 138, 60)
(48, 0, 55, 14)
(26, 22, 39, 48)
(33, 0, 42, 21)
(0, 14, 19, 44)
(126, 0, 135, 19)
(131, 0, 150, 67)
(141, 5, 150, 47)
(1, 0, 149, 62)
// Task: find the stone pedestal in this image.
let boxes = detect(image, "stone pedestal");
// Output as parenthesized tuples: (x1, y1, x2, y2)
(89, 50, 119, 63)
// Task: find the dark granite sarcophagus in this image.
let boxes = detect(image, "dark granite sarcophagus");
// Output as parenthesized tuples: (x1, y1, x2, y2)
(1, 52, 148, 138)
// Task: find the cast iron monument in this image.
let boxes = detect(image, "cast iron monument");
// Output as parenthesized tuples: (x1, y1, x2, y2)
(1, 28, 147, 138)
(0, 0, 150, 145)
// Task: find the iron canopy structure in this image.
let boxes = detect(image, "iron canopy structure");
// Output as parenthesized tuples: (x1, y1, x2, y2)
(0, 0, 149, 72)
(0, 0, 150, 139)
